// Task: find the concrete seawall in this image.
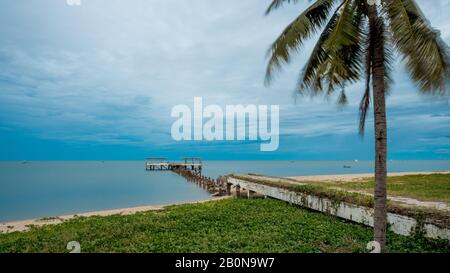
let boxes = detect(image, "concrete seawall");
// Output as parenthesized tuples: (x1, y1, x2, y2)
(226, 176, 450, 241)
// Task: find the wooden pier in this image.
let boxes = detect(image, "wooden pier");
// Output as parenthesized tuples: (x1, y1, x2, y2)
(145, 157, 202, 175)
(145, 157, 228, 196)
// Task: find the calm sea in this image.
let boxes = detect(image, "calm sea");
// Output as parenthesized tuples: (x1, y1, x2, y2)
(1, 160, 449, 222)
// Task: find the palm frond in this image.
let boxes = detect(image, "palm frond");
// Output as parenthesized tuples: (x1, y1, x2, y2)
(265, 0, 303, 15)
(383, 0, 450, 94)
(299, 11, 340, 92)
(265, 0, 338, 85)
(337, 88, 348, 105)
(382, 35, 393, 95)
(298, 0, 364, 94)
(359, 6, 392, 136)
(323, 0, 359, 48)
(359, 27, 372, 135)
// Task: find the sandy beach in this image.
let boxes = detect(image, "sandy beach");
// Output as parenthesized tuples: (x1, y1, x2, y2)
(287, 171, 450, 182)
(0, 196, 231, 233)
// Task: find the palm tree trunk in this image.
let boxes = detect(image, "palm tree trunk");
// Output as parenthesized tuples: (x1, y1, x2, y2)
(367, 4, 388, 253)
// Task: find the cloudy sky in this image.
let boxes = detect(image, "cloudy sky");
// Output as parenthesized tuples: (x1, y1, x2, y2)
(0, 0, 449, 160)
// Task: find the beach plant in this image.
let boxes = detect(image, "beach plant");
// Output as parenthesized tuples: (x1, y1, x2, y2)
(0, 199, 448, 253)
(264, 0, 450, 252)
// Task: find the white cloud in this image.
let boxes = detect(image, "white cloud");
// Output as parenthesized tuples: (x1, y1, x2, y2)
(0, 0, 449, 156)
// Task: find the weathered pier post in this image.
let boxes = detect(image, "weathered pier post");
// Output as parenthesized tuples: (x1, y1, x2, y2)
(148, 157, 222, 193)
(235, 185, 241, 198)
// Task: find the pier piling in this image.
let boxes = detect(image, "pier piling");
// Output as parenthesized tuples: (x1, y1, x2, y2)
(145, 157, 228, 196)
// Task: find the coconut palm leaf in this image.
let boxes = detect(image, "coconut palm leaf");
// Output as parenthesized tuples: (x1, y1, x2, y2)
(298, 0, 364, 94)
(265, 0, 338, 84)
(265, 0, 302, 15)
(359, 14, 393, 135)
(383, 0, 450, 93)
(299, 11, 340, 92)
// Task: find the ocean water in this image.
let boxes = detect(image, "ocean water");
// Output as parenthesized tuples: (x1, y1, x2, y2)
(202, 160, 450, 177)
(0, 161, 211, 222)
(1, 160, 449, 222)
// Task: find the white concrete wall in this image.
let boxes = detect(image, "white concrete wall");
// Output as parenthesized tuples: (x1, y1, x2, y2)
(227, 177, 450, 241)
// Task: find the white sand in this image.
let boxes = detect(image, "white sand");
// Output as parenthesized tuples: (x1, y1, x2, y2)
(0, 196, 231, 233)
(287, 171, 450, 183)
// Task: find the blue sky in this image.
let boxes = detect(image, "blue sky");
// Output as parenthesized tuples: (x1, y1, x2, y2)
(0, 0, 449, 160)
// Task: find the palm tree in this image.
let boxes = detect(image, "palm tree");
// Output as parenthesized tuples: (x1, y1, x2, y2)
(264, 0, 449, 252)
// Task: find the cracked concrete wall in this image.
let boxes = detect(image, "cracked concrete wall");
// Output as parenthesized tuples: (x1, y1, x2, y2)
(227, 177, 450, 241)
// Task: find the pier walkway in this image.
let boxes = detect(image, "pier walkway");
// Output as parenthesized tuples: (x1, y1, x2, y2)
(145, 157, 227, 195)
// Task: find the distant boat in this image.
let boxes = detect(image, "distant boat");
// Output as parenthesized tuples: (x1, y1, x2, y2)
(21, 160, 28, 164)
(343, 165, 352, 169)
(354, 159, 358, 162)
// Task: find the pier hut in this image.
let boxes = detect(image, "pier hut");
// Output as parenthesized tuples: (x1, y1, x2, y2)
(180, 157, 202, 176)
